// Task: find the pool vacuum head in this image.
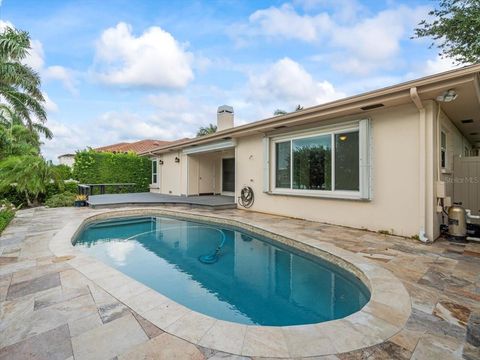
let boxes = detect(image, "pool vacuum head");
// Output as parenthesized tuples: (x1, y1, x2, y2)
(198, 246, 222, 264)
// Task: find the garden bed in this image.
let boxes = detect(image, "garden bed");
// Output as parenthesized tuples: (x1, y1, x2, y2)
(0, 207, 15, 235)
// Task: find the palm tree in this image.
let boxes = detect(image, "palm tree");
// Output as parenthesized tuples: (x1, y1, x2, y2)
(0, 104, 51, 139)
(0, 27, 48, 133)
(0, 155, 63, 206)
(197, 123, 217, 137)
(274, 109, 288, 116)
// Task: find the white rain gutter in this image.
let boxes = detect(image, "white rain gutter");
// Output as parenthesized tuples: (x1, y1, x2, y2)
(410, 87, 430, 243)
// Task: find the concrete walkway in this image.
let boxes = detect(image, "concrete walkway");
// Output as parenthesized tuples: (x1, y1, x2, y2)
(0, 206, 479, 359)
(87, 193, 236, 209)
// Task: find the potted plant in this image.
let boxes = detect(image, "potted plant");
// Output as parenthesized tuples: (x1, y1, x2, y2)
(74, 194, 87, 207)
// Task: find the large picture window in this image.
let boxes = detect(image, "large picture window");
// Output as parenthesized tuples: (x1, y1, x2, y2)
(292, 135, 331, 190)
(272, 122, 369, 199)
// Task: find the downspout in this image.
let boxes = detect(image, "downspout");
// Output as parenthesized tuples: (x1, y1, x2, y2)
(410, 87, 430, 243)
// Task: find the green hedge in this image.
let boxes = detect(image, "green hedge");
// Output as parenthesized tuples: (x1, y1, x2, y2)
(73, 150, 151, 193)
(0, 208, 15, 234)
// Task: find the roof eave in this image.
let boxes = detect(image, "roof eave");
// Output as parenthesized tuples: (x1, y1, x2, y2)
(140, 63, 480, 156)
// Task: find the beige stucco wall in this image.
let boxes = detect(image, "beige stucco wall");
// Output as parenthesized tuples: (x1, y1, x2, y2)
(235, 103, 422, 238)
(147, 102, 467, 241)
(150, 152, 184, 195)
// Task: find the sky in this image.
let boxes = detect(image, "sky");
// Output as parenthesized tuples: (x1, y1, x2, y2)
(0, 0, 459, 162)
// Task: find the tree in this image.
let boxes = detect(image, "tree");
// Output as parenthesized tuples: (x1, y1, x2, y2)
(0, 123, 41, 159)
(0, 27, 49, 132)
(197, 123, 217, 137)
(274, 105, 304, 116)
(413, 0, 480, 64)
(0, 155, 63, 206)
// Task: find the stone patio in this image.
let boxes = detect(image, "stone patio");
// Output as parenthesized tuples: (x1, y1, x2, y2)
(0, 206, 479, 359)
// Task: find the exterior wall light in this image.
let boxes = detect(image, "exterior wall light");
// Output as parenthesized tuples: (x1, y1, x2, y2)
(175, 157, 180, 163)
(436, 89, 457, 102)
(159, 160, 164, 165)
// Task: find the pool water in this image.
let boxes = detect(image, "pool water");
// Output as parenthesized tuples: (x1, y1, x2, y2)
(74, 216, 370, 326)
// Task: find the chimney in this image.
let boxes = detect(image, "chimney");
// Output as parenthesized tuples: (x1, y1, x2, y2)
(217, 105, 234, 132)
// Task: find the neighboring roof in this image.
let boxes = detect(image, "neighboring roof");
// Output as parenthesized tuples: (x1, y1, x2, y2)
(141, 63, 480, 155)
(95, 139, 176, 154)
(58, 154, 75, 158)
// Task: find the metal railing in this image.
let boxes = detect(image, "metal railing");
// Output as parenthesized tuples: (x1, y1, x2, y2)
(78, 183, 136, 196)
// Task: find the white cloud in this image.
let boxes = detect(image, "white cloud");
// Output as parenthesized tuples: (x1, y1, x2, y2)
(94, 22, 194, 88)
(95, 111, 193, 141)
(0, 19, 13, 31)
(248, 4, 332, 42)
(105, 241, 135, 265)
(234, 3, 430, 76)
(423, 56, 462, 75)
(330, 5, 428, 75)
(1, 21, 77, 95)
(40, 119, 86, 160)
(248, 57, 344, 108)
(43, 92, 58, 112)
(23, 39, 45, 71)
(294, 0, 365, 22)
(44, 65, 77, 94)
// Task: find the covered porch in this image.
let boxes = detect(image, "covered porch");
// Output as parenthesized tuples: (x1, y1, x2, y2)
(183, 139, 236, 197)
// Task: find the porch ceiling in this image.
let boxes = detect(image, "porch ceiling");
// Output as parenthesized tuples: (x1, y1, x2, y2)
(433, 76, 480, 146)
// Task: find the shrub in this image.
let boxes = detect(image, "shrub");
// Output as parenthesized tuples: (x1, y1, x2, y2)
(53, 164, 73, 180)
(44, 181, 78, 199)
(0, 185, 27, 207)
(45, 192, 76, 208)
(73, 150, 150, 193)
(0, 203, 15, 234)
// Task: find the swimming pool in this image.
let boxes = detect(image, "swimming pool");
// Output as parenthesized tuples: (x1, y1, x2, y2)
(74, 215, 370, 326)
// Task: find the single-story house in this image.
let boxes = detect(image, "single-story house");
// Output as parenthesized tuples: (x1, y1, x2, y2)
(140, 64, 480, 242)
(57, 153, 76, 167)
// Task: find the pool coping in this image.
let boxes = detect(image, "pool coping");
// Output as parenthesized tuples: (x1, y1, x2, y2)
(49, 207, 412, 358)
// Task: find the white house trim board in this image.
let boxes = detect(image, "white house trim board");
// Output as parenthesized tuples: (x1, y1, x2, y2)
(182, 139, 237, 155)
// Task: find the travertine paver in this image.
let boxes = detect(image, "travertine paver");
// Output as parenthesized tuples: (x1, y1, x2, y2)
(117, 332, 205, 360)
(71, 313, 147, 360)
(0, 206, 478, 359)
(0, 324, 73, 360)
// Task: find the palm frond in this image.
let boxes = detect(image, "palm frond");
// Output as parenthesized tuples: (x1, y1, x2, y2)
(0, 27, 31, 62)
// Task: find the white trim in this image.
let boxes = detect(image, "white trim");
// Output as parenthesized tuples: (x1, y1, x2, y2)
(331, 133, 336, 191)
(151, 159, 159, 188)
(270, 120, 359, 142)
(220, 156, 235, 196)
(359, 119, 372, 200)
(262, 136, 270, 193)
(440, 128, 448, 169)
(270, 189, 363, 200)
(268, 119, 371, 201)
(182, 139, 236, 155)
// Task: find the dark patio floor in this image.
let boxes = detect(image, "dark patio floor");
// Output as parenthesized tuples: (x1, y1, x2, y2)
(87, 192, 236, 210)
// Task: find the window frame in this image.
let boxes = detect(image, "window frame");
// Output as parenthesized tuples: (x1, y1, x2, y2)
(268, 120, 371, 200)
(440, 130, 447, 170)
(151, 159, 158, 185)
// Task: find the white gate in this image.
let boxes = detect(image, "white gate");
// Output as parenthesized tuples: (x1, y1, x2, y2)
(453, 156, 480, 216)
